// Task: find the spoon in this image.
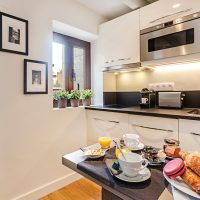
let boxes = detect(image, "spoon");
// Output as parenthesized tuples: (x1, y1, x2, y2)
(113, 140, 127, 161)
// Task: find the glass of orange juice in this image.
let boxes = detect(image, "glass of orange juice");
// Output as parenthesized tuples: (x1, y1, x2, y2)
(98, 137, 111, 149)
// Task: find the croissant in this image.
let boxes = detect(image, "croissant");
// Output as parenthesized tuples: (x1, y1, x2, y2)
(181, 167, 200, 194)
(179, 152, 200, 177)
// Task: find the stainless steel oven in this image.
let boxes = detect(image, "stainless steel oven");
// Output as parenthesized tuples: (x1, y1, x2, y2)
(140, 12, 200, 62)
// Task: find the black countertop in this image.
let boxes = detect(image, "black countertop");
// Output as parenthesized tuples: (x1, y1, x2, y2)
(85, 106, 200, 121)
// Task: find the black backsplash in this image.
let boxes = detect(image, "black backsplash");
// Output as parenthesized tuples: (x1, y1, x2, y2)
(103, 92, 140, 107)
(104, 91, 200, 108)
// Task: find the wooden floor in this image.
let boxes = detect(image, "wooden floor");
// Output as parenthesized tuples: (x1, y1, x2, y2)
(40, 178, 102, 200)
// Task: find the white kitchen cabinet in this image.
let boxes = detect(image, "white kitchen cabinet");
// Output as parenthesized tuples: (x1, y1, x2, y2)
(128, 115, 179, 148)
(86, 110, 129, 145)
(140, 0, 200, 30)
(99, 10, 140, 68)
(179, 119, 200, 151)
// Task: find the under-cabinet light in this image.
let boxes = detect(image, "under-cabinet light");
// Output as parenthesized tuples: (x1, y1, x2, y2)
(172, 3, 181, 8)
(154, 62, 200, 72)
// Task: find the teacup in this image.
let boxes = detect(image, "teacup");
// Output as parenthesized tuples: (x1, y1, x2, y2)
(118, 152, 148, 177)
(123, 134, 140, 149)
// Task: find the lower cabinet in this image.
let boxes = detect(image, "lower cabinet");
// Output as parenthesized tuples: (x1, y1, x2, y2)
(128, 115, 179, 148)
(179, 119, 200, 151)
(86, 110, 200, 151)
(86, 110, 129, 145)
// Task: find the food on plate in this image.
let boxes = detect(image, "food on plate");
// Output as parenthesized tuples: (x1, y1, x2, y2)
(163, 139, 181, 158)
(181, 167, 200, 194)
(164, 139, 179, 145)
(142, 146, 166, 165)
(164, 145, 181, 158)
(163, 158, 186, 179)
(179, 152, 200, 177)
(84, 148, 106, 157)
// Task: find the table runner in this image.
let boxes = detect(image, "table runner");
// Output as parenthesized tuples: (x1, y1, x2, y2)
(77, 148, 169, 200)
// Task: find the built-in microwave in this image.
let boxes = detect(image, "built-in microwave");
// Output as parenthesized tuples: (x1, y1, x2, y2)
(140, 12, 200, 62)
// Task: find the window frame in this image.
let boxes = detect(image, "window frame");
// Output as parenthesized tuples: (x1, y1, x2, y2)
(53, 32, 91, 91)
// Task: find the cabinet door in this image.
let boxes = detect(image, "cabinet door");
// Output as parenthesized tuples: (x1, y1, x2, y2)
(179, 119, 200, 151)
(140, 0, 200, 30)
(86, 110, 129, 145)
(129, 115, 179, 148)
(99, 10, 140, 67)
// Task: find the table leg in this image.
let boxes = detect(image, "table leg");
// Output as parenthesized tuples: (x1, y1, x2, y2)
(102, 188, 123, 200)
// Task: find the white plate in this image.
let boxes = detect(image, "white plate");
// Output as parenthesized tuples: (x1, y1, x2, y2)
(115, 168, 151, 183)
(163, 172, 200, 199)
(128, 143, 145, 151)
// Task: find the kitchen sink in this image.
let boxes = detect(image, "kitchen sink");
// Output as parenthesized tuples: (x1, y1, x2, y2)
(188, 109, 200, 115)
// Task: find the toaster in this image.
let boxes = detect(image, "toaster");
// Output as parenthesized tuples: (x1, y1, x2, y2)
(158, 92, 185, 108)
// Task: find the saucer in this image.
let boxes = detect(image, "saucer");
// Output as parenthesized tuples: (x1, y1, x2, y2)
(115, 167, 151, 183)
(128, 142, 145, 151)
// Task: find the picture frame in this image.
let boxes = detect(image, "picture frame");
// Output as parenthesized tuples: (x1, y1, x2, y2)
(0, 12, 28, 55)
(24, 59, 48, 94)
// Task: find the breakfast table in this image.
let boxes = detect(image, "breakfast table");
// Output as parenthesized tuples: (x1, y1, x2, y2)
(62, 145, 174, 200)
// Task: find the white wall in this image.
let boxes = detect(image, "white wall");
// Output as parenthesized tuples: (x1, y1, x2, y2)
(0, 0, 106, 200)
(91, 41, 104, 105)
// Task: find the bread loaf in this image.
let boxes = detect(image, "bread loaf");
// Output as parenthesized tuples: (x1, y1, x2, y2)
(179, 152, 200, 177)
(181, 167, 200, 194)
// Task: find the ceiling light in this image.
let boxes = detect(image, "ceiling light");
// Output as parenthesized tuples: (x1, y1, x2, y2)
(172, 3, 181, 8)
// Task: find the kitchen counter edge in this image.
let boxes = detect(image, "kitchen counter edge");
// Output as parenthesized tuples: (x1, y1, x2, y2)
(85, 106, 200, 121)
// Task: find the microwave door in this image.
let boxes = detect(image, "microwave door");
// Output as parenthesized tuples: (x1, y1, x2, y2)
(141, 18, 200, 61)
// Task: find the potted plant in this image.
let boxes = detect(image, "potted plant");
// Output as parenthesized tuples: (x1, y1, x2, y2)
(80, 89, 93, 106)
(67, 90, 80, 107)
(56, 90, 68, 108)
(53, 92, 58, 108)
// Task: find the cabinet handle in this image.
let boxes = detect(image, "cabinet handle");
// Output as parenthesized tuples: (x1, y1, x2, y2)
(118, 58, 125, 61)
(93, 118, 119, 124)
(132, 124, 173, 132)
(190, 132, 200, 137)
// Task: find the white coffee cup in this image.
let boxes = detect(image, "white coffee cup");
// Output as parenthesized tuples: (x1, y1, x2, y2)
(123, 134, 140, 149)
(118, 152, 148, 177)
(142, 98, 148, 104)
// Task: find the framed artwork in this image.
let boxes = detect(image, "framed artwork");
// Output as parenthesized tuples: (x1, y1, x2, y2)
(24, 59, 48, 94)
(0, 12, 28, 55)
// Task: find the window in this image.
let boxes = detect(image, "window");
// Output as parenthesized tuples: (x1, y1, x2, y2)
(52, 42, 65, 89)
(52, 32, 91, 91)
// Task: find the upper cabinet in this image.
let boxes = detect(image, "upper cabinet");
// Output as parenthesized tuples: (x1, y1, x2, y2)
(99, 10, 140, 68)
(140, 0, 200, 30)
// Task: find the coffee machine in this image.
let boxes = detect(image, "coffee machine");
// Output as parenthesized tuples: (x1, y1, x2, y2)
(140, 88, 156, 108)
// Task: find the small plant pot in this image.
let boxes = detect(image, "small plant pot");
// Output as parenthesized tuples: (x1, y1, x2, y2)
(70, 99, 79, 107)
(82, 99, 91, 106)
(53, 100, 58, 108)
(58, 99, 67, 108)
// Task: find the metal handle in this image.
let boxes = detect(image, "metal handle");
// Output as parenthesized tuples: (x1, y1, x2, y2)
(132, 124, 173, 133)
(150, 8, 192, 24)
(93, 118, 119, 124)
(118, 58, 131, 61)
(190, 132, 200, 136)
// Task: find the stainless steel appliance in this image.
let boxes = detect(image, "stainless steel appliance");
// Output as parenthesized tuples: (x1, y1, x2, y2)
(140, 88, 156, 108)
(140, 12, 200, 62)
(158, 92, 185, 108)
